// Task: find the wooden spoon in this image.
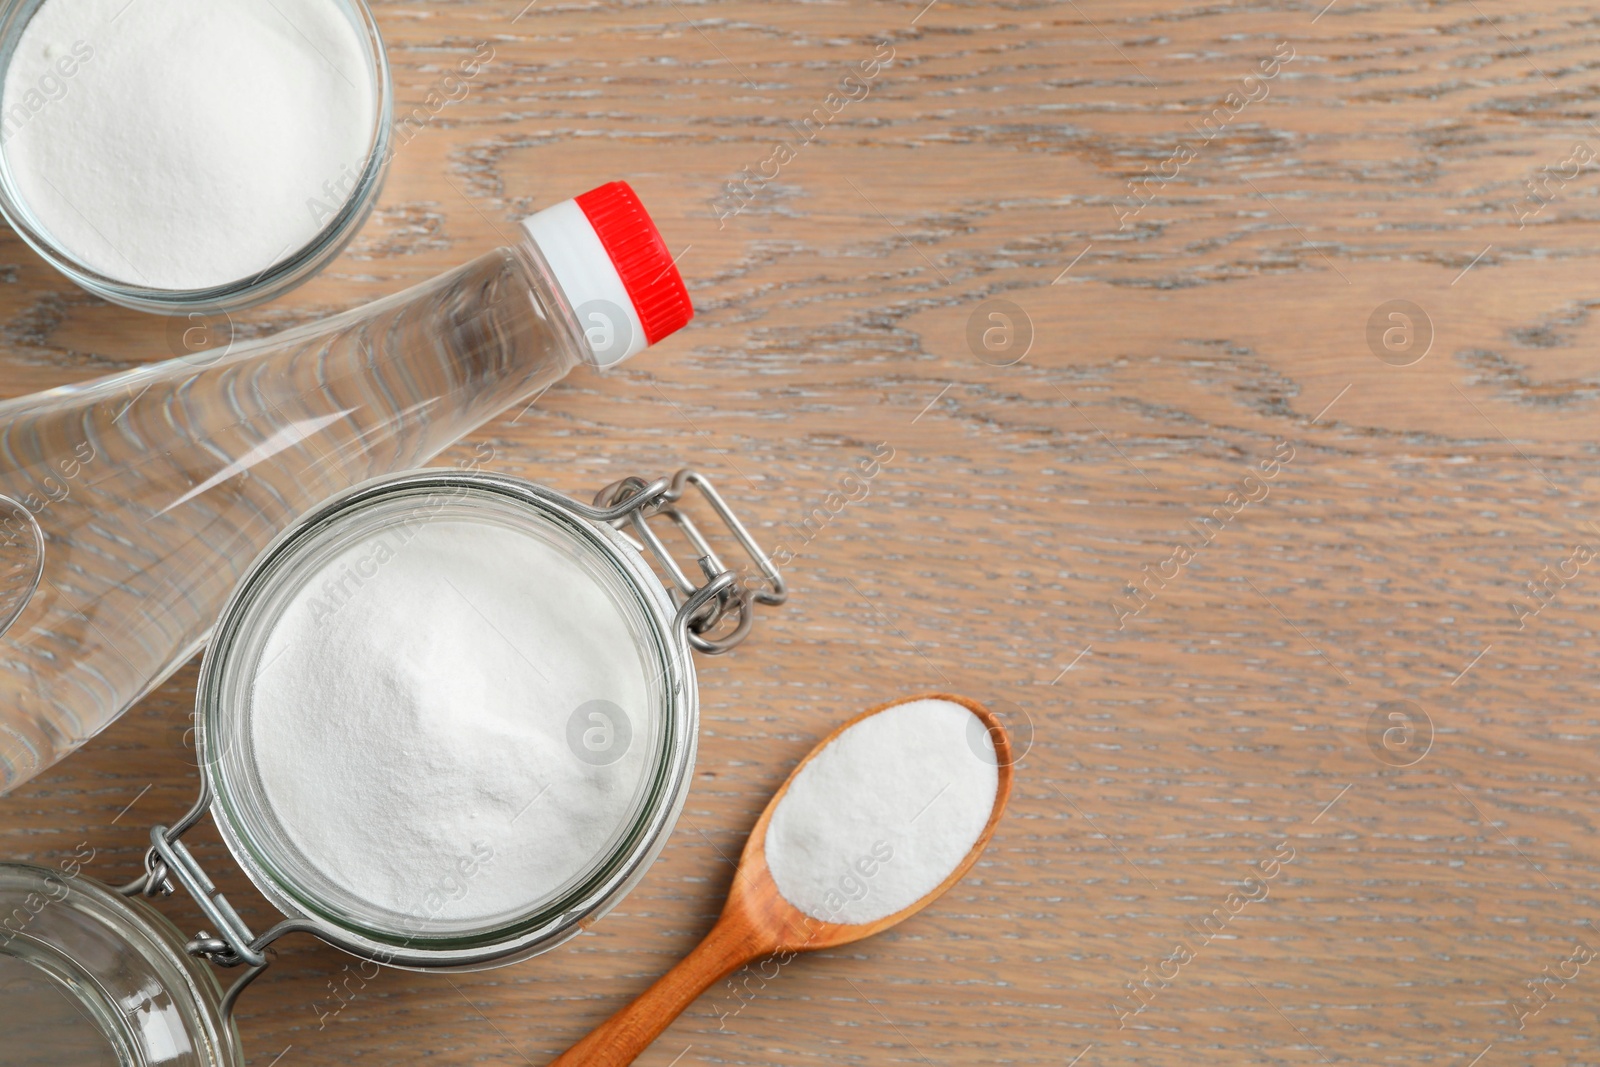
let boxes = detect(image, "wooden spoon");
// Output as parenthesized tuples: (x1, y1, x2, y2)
(550, 692, 1014, 1067)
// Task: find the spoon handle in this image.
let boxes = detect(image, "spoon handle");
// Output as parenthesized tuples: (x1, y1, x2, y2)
(550, 912, 764, 1067)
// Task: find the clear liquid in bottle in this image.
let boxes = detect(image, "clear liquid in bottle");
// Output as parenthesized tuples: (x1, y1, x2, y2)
(0, 181, 693, 790)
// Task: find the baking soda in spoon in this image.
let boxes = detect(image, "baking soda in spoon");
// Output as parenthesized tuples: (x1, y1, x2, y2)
(550, 694, 1011, 1067)
(765, 698, 1000, 924)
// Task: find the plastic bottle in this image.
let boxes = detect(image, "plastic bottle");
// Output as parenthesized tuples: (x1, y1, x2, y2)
(0, 180, 693, 792)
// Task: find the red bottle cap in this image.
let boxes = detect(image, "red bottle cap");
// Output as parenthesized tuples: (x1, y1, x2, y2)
(575, 181, 693, 347)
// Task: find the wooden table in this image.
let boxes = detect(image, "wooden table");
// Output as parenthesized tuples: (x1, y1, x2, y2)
(4, 1, 1599, 1063)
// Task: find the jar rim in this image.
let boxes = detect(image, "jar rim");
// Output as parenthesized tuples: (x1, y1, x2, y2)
(0, 862, 243, 1067)
(194, 470, 698, 969)
(0, 0, 393, 314)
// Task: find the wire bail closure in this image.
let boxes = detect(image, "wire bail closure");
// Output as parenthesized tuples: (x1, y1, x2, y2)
(593, 469, 786, 654)
(122, 803, 272, 1018)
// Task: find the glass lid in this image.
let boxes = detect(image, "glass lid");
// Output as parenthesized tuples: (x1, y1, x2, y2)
(0, 863, 242, 1067)
(195, 472, 691, 964)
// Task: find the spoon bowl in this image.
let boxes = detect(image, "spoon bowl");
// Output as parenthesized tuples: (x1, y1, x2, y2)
(550, 692, 1013, 1067)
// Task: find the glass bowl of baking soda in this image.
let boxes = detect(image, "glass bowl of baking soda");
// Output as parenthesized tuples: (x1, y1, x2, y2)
(0, 0, 392, 313)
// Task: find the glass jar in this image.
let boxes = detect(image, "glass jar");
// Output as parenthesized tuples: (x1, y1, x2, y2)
(0, 864, 242, 1067)
(0, 465, 784, 1062)
(0, 0, 392, 313)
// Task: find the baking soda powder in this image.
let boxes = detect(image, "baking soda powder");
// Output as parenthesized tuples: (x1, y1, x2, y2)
(765, 698, 1000, 925)
(249, 517, 653, 927)
(2, 0, 375, 290)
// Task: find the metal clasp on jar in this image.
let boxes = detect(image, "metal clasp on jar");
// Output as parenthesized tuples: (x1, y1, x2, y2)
(593, 469, 787, 653)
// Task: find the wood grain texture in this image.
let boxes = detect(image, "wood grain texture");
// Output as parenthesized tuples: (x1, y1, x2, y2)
(4, 0, 1600, 1064)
